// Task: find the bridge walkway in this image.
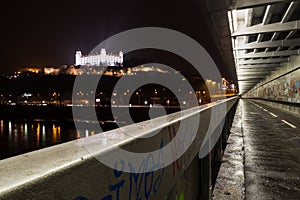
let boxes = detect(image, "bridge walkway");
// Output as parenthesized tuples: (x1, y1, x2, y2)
(213, 99, 300, 200)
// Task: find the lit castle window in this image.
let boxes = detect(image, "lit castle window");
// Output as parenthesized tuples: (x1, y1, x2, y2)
(75, 48, 123, 67)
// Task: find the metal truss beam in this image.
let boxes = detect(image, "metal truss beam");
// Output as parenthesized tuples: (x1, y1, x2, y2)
(232, 20, 300, 37)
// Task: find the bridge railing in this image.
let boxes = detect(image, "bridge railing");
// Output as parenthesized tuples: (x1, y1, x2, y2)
(0, 96, 239, 200)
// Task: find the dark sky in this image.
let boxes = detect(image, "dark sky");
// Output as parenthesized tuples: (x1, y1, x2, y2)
(0, 0, 234, 80)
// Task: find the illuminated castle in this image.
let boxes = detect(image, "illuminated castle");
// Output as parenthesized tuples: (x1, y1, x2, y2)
(75, 49, 123, 66)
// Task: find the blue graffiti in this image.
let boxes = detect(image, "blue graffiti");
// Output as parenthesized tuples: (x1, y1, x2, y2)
(103, 139, 165, 200)
(103, 161, 126, 200)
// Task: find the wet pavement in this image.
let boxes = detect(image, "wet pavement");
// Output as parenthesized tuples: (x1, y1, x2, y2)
(213, 99, 300, 200)
(213, 101, 245, 200)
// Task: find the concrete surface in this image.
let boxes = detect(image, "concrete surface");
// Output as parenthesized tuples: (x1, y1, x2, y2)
(213, 99, 300, 200)
(213, 101, 245, 200)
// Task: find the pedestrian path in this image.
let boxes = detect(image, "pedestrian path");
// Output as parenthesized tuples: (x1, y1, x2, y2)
(213, 99, 300, 200)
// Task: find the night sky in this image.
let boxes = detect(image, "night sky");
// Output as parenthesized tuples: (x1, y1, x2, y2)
(0, 0, 234, 80)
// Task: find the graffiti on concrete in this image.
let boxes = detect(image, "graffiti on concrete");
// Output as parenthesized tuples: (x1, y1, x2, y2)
(101, 139, 165, 200)
(248, 68, 300, 103)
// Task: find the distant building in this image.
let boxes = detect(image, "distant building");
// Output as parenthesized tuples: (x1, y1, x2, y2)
(66, 65, 78, 75)
(44, 67, 61, 75)
(19, 67, 43, 74)
(75, 49, 123, 67)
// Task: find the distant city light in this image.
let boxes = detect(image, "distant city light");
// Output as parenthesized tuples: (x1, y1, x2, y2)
(22, 93, 32, 97)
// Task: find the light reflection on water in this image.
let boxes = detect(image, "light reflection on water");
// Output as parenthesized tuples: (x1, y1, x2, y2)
(0, 119, 99, 160)
(24, 123, 28, 140)
(8, 121, 12, 140)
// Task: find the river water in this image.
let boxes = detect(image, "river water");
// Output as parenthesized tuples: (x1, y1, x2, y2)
(0, 106, 181, 160)
(0, 119, 94, 160)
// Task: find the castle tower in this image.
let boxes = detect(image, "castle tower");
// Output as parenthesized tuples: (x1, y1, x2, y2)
(75, 50, 82, 66)
(119, 51, 123, 65)
(100, 48, 107, 65)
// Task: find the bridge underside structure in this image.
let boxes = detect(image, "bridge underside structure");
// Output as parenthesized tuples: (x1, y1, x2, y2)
(195, 0, 300, 96)
(228, 0, 300, 95)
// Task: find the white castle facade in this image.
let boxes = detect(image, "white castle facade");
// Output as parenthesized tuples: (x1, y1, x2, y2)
(75, 49, 123, 66)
